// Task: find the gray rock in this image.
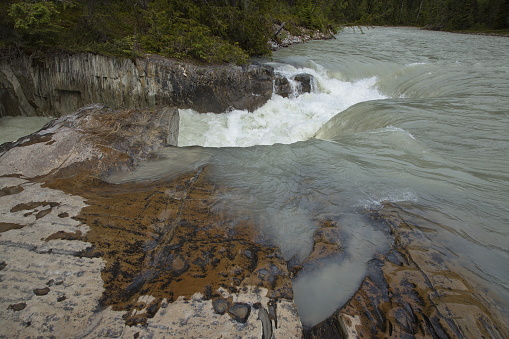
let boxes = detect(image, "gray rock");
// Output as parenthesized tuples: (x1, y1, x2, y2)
(293, 73, 314, 94)
(212, 298, 229, 315)
(274, 73, 315, 98)
(0, 104, 179, 178)
(0, 53, 274, 117)
(257, 307, 273, 339)
(274, 74, 292, 98)
(228, 303, 251, 323)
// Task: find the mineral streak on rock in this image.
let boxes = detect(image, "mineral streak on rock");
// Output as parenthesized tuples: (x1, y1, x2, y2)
(0, 106, 303, 337)
(45, 230, 84, 242)
(0, 185, 24, 197)
(0, 222, 25, 233)
(307, 203, 509, 338)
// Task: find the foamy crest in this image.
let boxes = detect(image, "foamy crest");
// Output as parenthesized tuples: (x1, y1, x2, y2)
(178, 64, 386, 147)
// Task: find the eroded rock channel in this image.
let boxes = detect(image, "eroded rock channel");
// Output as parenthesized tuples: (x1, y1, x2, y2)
(1, 56, 508, 338)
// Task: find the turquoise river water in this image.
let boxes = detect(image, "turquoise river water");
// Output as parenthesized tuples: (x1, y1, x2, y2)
(3, 27, 509, 327)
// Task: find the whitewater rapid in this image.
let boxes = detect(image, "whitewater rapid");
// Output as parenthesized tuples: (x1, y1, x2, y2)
(5, 27, 508, 328)
(178, 62, 386, 147)
(174, 27, 509, 326)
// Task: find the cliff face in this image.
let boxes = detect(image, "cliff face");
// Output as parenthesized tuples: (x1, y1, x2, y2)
(0, 53, 274, 117)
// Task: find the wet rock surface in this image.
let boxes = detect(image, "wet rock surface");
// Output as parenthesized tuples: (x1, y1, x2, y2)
(307, 203, 509, 338)
(0, 106, 302, 337)
(274, 73, 315, 98)
(1, 105, 508, 338)
(303, 220, 342, 266)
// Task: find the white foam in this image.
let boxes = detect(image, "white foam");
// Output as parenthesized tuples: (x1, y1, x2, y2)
(359, 188, 419, 210)
(178, 65, 386, 147)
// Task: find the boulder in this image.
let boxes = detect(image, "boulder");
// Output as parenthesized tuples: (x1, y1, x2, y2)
(293, 73, 314, 94)
(274, 73, 315, 98)
(0, 104, 178, 178)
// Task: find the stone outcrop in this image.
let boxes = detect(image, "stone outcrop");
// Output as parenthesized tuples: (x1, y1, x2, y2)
(274, 73, 315, 98)
(269, 24, 336, 51)
(2, 105, 509, 338)
(306, 203, 509, 338)
(0, 104, 178, 178)
(0, 106, 303, 338)
(0, 52, 274, 117)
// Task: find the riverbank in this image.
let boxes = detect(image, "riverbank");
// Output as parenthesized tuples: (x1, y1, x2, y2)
(2, 27, 509, 337)
(2, 103, 508, 337)
(0, 105, 303, 337)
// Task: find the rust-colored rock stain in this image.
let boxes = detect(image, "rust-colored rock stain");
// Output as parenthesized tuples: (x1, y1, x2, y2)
(0, 222, 25, 233)
(45, 166, 292, 326)
(307, 203, 509, 338)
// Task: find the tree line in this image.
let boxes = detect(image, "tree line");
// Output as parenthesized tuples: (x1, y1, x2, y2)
(0, 0, 507, 64)
(335, 0, 509, 30)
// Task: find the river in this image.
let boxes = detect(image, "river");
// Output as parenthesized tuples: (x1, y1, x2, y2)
(4, 27, 509, 327)
(175, 27, 509, 326)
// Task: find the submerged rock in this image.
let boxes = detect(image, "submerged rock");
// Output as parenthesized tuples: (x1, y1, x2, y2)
(306, 203, 509, 338)
(302, 220, 342, 266)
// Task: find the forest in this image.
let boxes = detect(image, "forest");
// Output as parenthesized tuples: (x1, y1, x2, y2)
(1, 0, 508, 64)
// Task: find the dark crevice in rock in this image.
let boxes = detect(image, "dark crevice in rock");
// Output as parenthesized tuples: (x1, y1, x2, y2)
(0, 185, 24, 198)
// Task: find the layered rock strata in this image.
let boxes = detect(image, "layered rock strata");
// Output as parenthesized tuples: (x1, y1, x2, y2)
(306, 203, 509, 338)
(0, 105, 302, 337)
(0, 53, 274, 117)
